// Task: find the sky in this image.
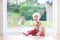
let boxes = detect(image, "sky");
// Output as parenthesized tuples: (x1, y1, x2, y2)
(38, 0, 46, 4)
(9, 0, 47, 4)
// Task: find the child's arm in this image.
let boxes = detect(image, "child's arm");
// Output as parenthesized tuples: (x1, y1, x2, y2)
(39, 24, 45, 32)
(36, 24, 45, 36)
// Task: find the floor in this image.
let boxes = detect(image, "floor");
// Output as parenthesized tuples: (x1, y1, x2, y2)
(0, 33, 59, 40)
(0, 35, 3, 40)
(57, 34, 60, 40)
(2, 26, 56, 40)
(6, 27, 54, 35)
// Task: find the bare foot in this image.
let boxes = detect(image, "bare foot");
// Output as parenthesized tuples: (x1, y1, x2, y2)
(23, 32, 28, 36)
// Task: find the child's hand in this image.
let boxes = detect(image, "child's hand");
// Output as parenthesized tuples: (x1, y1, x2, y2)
(40, 31, 45, 36)
(36, 31, 45, 36)
(36, 21, 41, 27)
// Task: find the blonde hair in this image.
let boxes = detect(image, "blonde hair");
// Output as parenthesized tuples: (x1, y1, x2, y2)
(32, 12, 41, 19)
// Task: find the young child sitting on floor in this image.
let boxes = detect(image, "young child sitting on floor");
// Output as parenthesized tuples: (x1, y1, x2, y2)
(23, 12, 45, 36)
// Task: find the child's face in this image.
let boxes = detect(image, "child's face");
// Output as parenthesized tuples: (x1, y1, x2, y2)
(33, 14, 40, 21)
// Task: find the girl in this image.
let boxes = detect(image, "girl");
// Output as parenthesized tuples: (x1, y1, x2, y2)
(23, 12, 45, 36)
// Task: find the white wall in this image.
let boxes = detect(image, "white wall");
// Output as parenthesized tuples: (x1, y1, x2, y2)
(0, 0, 3, 35)
(57, 0, 60, 34)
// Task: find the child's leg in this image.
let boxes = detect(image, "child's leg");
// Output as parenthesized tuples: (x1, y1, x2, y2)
(23, 32, 29, 36)
(28, 29, 37, 36)
(23, 29, 37, 36)
(36, 31, 45, 36)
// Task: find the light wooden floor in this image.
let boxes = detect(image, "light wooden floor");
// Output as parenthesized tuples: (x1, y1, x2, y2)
(0, 34, 60, 40)
(57, 34, 60, 40)
(0, 36, 3, 40)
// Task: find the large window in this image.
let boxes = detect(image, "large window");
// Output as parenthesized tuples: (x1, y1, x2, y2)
(7, 0, 46, 27)
(7, 0, 53, 36)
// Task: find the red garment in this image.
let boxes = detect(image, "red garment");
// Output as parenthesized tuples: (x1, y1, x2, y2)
(27, 29, 45, 36)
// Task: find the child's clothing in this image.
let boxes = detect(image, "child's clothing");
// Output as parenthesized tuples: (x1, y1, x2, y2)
(27, 28, 45, 36)
(23, 21, 45, 36)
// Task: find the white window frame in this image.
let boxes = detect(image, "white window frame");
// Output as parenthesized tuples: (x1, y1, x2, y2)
(3, 0, 57, 38)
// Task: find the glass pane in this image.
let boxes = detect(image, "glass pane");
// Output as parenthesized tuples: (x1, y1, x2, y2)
(7, 0, 53, 38)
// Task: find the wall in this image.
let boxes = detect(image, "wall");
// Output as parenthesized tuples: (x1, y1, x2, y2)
(57, 0, 60, 34)
(0, 0, 3, 35)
